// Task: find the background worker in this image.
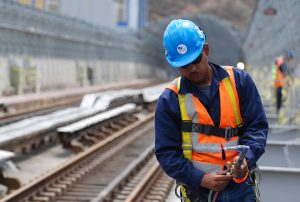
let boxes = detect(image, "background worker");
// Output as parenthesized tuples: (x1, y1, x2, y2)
(155, 19, 268, 201)
(274, 55, 288, 114)
(280, 50, 297, 123)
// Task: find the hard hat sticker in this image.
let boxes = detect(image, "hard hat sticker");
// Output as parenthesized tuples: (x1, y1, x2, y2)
(195, 27, 205, 39)
(177, 44, 187, 54)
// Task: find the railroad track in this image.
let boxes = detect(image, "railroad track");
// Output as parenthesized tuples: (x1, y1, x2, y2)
(0, 83, 165, 196)
(0, 99, 142, 156)
(0, 80, 156, 125)
(116, 161, 174, 202)
(1, 112, 158, 202)
(0, 83, 163, 157)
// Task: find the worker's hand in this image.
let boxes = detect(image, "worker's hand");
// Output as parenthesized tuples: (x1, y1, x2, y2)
(230, 157, 249, 179)
(200, 170, 233, 192)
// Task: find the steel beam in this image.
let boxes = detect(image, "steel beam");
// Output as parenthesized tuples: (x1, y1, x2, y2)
(259, 166, 300, 202)
(268, 124, 300, 141)
(258, 141, 300, 167)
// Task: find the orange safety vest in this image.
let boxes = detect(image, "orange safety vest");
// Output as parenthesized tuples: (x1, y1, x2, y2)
(275, 66, 284, 88)
(275, 58, 284, 88)
(167, 66, 243, 173)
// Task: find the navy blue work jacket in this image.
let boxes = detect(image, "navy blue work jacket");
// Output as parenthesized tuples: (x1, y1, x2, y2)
(155, 62, 268, 190)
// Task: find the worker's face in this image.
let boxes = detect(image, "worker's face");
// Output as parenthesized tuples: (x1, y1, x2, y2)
(179, 43, 211, 85)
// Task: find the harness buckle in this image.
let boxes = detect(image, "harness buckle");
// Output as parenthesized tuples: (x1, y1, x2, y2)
(225, 126, 233, 140)
(224, 126, 239, 140)
(182, 143, 192, 150)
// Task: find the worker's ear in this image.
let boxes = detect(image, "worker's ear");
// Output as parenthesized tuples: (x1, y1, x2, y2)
(203, 43, 209, 57)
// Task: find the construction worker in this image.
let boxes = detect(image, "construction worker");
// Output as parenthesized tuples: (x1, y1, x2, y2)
(280, 50, 296, 123)
(274, 56, 286, 114)
(155, 19, 268, 201)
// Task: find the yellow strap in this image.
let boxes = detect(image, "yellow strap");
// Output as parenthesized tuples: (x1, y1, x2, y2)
(178, 94, 192, 159)
(180, 185, 191, 202)
(178, 94, 189, 120)
(182, 136, 192, 159)
(177, 76, 181, 90)
(177, 77, 192, 160)
(223, 77, 242, 126)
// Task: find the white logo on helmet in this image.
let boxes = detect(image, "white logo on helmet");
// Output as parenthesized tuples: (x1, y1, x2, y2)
(177, 44, 187, 54)
(195, 27, 204, 38)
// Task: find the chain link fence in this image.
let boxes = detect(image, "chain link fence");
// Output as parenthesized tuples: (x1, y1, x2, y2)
(0, 1, 167, 95)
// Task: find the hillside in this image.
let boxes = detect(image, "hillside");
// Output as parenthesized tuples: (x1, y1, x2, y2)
(148, 0, 257, 33)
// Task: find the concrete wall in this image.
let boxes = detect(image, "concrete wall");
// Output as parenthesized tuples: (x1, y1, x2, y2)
(0, 56, 168, 95)
(0, 1, 167, 95)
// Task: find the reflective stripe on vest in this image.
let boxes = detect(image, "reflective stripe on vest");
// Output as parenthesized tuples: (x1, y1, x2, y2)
(192, 160, 223, 173)
(168, 78, 194, 159)
(166, 66, 243, 173)
(220, 66, 243, 127)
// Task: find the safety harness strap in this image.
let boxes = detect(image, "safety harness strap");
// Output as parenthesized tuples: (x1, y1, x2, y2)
(177, 77, 193, 160)
(223, 66, 243, 126)
(182, 121, 241, 140)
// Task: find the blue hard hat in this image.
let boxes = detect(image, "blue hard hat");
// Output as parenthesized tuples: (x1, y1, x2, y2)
(287, 50, 294, 59)
(163, 19, 206, 68)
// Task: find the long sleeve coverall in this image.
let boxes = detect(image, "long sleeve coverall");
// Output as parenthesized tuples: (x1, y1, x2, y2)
(155, 62, 268, 196)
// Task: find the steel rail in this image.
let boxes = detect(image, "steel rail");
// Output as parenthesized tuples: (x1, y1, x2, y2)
(91, 145, 155, 202)
(125, 161, 160, 202)
(123, 161, 173, 202)
(0, 103, 79, 127)
(0, 113, 154, 202)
